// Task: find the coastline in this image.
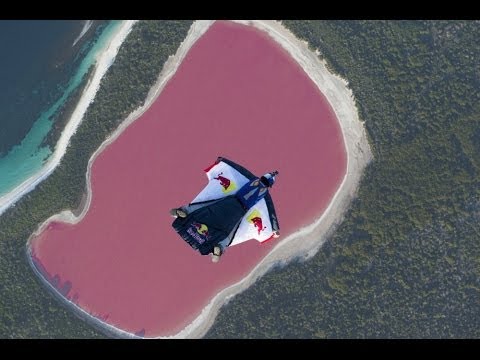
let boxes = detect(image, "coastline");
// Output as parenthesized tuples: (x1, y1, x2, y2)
(30, 20, 214, 230)
(0, 20, 137, 216)
(27, 20, 372, 338)
(169, 20, 373, 339)
(27, 20, 215, 339)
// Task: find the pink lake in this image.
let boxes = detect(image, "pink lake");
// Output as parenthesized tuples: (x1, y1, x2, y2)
(29, 21, 347, 337)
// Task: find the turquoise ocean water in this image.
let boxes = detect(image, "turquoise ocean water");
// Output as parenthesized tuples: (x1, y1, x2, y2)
(0, 20, 122, 199)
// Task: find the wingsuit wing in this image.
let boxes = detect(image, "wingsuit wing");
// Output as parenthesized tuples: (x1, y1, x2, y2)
(230, 192, 280, 246)
(190, 156, 256, 204)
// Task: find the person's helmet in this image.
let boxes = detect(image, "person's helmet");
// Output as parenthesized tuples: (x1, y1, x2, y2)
(260, 171, 278, 188)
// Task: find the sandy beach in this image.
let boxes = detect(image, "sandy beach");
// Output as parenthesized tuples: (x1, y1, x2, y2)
(165, 20, 373, 339)
(0, 20, 137, 217)
(27, 20, 372, 338)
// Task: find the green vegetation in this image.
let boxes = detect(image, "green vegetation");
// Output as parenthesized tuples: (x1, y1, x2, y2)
(1, 20, 478, 339)
(0, 21, 108, 157)
(0, 20, 192, 338)
(205, 21, 480, 338)
(41, 65, 96, 151)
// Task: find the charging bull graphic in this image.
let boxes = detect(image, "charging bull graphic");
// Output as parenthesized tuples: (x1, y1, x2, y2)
(247, 209, 267, 235)
(186, 222, 210, 245)
(193, 222, 209, 238)
(214, 172, 237, 193)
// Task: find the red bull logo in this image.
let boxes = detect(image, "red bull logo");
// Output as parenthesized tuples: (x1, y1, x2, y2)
(194, 222, 209, 237)
(214, 172, 237, 193)
(251, 217, 266, 235)
(187, 222, 210, 244)
(247, 209, 267, 235)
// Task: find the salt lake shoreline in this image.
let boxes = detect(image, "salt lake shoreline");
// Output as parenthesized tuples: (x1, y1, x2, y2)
(0, 20, 137, 216)
(26, 20, 372, 338)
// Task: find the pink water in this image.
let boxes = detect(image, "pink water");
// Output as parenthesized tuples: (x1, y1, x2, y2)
(30, 21, 347, 337)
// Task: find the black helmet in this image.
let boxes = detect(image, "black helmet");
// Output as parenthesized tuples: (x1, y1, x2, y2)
(260, 171, 278, 188)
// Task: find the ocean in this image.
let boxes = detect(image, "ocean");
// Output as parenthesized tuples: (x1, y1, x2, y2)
(0, 20, 122, 200)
